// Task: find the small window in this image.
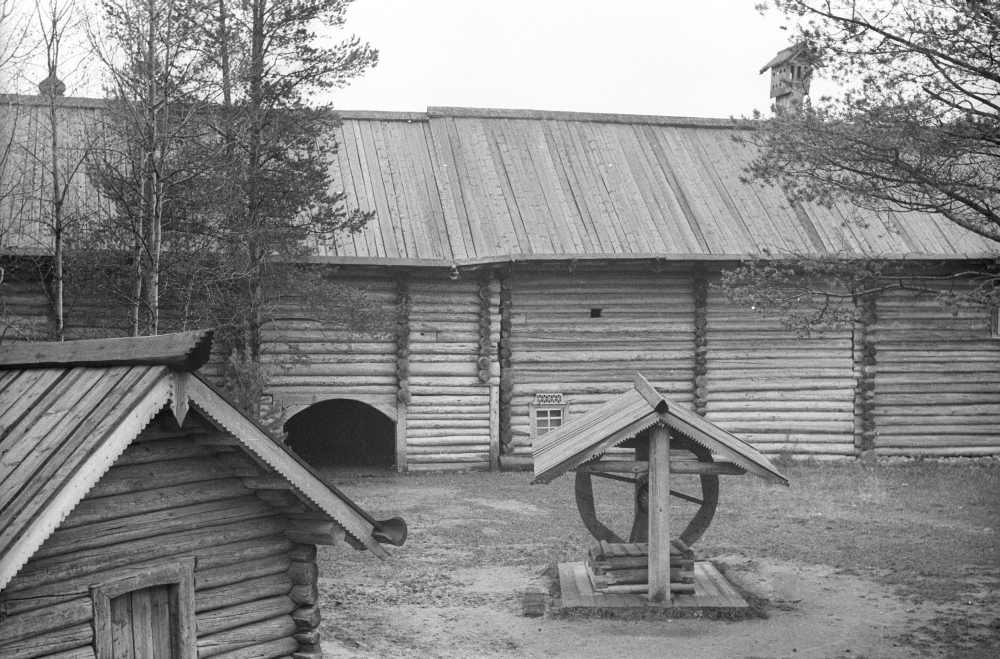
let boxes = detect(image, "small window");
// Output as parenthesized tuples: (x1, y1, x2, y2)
(590, 308, 603, 318)
(92, 559, 196, 659)
(532, 393, 566, 438)
(535, 407, 563, 436)
(992, 307, 999, 339)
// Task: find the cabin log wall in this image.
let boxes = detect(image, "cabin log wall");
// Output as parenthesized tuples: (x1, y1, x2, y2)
(261, 275, 399, 422)
(405, 275, 497, 470)
(0, 417, 322, 657)
(2, 262, 999, 465)
(872, 286, 1000, 455)
(507, 269, 696, 458)
(704, 280, 856, 455)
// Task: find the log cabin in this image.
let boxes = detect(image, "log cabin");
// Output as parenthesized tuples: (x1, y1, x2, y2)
(0, 330, 406, 657)
(1, 94, 999, 472)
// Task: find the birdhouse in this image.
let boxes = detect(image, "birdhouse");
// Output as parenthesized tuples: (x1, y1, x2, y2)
(760, 44, 813, 112)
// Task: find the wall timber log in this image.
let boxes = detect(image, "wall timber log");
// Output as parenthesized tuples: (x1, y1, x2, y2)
(872, 285, 1000, 455)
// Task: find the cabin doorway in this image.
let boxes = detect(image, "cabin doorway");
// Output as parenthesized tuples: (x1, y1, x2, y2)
(284, 399, 396, 469)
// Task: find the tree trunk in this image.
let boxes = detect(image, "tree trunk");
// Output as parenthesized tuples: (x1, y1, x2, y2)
(46, 79, 64, 341)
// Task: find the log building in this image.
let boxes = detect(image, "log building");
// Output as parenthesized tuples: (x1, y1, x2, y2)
(1, 97, 999, 471)
(0, 331, 406, 656)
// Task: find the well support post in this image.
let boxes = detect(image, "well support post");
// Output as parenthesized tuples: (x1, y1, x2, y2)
(647, 424, 671, 603)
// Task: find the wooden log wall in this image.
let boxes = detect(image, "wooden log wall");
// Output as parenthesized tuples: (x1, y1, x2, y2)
(0, 266, 53, 340)
(0, 414, 318, 658)
(704, 280, 857, 455)
(404, 275, 498, 470)
(261, 274, 399, 419)
(871, 285, 1000, 455)
(507, 269, 696, 457)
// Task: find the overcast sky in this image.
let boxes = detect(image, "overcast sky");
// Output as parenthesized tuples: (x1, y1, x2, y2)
(6, 0, 815, 119)
(328, 0, 806, 118)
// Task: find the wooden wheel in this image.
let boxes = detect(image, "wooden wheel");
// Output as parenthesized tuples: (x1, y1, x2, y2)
(574, 440, 719, 546)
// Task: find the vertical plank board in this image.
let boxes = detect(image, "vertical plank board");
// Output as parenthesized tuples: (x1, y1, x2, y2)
(489, 383, 500, 468)
(559, 121, 619, 253)
(524, 120, 581, 253)
(647, 426, 671, 603)
(110, 595, 134, 659)
(149, 585, 173, 659)
(403, 120, 447, 259)
(425, 119, 473, 259)
(395, 399, 408, 472)
(544, 121, 600, 252)
(357, 121, 401, 258)
(343, 121, 386, 257)
(129, 589, 153, 659)
(483, 120, 533, 253)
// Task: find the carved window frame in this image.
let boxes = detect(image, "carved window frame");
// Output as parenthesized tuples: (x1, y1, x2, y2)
(91, 558, 197, 659)
(531, 404, 565, 439)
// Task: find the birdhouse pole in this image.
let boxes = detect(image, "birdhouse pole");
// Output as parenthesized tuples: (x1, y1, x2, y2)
(647, 423, 672, 603)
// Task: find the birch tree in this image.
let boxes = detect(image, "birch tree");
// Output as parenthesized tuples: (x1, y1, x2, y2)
(87, 0, 209, 335)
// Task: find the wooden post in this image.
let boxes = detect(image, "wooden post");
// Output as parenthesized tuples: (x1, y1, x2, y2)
(395, 275, 411, 472)
(498, 272, 513, 456)
(647, 424, 671, 603)
(854, 294, 878, 455)
(692, 273, 709, 418)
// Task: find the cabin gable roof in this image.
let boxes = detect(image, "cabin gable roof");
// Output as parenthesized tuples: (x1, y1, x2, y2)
(532, 373, 789, 486)
(0, 331, 399, 591)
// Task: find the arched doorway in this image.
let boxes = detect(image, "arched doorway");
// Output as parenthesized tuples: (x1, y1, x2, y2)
(284, 399, 395, 469)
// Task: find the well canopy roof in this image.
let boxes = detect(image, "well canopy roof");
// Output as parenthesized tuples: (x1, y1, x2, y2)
(0, 330, 404, 591)
(532, 373, 789, 486)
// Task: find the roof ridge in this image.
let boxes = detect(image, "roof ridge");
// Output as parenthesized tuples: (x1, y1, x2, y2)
(0, 93, 106, 109)
(425, 106, 740, 127)
(337, 106, 743, 127)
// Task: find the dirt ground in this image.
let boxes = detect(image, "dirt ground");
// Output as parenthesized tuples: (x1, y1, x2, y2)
(313, 459, 999, 658)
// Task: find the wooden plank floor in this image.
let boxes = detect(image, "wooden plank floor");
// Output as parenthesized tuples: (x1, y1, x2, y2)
(558, 561, 748, 612)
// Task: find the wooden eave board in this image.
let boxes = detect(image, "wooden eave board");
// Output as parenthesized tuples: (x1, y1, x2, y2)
(184, 375, 388, 558)
(0, 330, 213, 371)
(0, 365, 174, 590)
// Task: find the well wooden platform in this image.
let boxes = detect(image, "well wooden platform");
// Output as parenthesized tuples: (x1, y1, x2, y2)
(557, 561, 748, 613)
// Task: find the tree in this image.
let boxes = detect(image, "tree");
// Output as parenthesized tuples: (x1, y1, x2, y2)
(193, 0, 377, 410)
(1, 0, 94, 341)
(86, 0, 212, 336)
(726, 1, 1000, 330)
(0, 0, 34, 229)
(36, 0, 90, 340)
(750, 1, 999, 241)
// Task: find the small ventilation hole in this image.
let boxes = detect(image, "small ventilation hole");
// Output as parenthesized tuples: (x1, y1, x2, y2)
(590, 308, 603, 318)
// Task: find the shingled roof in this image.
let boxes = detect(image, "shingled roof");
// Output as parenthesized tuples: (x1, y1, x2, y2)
(2, 98, 997, 264)
(0, 331, 405, 590)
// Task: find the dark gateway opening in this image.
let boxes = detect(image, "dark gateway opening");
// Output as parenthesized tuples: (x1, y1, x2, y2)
(284, 399, 395, 468)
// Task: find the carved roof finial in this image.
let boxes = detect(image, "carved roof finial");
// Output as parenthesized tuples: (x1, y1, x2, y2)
(38, 69, 66, 97)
